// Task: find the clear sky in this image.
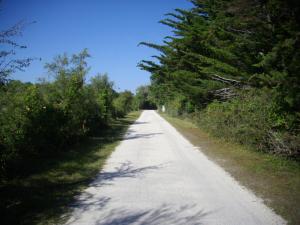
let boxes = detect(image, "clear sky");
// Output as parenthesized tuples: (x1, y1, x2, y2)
(0, 0, 193, 92)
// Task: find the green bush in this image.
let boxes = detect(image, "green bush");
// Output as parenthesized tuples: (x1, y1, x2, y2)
(0, 50, 133, 178)
(196, 89, 299, 158)
(113, 91, 134, 118)
(134, 86, 156, 110)
(165, 94, 195, 117)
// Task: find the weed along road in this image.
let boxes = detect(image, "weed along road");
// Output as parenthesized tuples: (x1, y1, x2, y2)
(65, 110, 286, 225)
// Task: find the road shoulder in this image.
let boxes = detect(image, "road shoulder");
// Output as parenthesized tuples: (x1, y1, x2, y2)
(160, 113, 300, 225)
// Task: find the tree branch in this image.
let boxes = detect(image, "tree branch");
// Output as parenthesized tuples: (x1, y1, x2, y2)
(226, 27, 253, 34)
(211, 74, 241, 86)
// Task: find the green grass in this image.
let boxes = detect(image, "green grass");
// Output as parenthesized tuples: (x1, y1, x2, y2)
(161, 113, 300, 225)
(0, 111, 140, 225)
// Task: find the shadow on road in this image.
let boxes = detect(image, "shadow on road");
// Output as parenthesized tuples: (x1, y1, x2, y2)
(66, 162, 212, 225)
(124, 132, 163, 140)
(91, 161, 162, 187)
(68, 195, 211, 225)
(97, 204, 211, 225)
(133, 121, 149, 125)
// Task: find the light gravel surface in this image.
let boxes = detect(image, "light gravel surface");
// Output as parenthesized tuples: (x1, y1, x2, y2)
(65, 110, 286, 225)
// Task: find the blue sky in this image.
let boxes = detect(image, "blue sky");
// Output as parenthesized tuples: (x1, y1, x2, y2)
(0, 0, 192, 92)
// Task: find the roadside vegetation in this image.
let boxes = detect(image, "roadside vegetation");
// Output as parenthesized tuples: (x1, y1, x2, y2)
(1, 111, 140, 225)
(139, 0, 300, 159)
(0, 49, 137, 179)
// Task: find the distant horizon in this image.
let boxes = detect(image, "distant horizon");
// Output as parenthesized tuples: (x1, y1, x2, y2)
(0, 0, 193, 92)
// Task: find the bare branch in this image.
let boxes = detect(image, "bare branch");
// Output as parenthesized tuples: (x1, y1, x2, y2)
(210, 87, 237, 101)
(0, 20, 37, 83)
(210, 74, 241, 86)
(226, 27, 253, 34)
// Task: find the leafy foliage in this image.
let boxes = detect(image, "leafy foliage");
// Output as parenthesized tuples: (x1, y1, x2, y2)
(134, 85, 157, 110)
(0, 50, 135, 178)
(113, 91, 134, 117)
(196, 89, 299, 157)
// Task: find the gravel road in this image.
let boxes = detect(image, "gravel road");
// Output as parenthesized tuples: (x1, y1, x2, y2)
(65, 110, 286, 225)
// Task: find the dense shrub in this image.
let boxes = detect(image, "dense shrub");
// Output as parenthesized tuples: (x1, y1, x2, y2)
(134, 86, 156, 110)
(196, 89, 299, 158)
(164, 94, 196, 117)
(0, 83, 67, 176)
(0, 50, 135, 178)
(113, 91, 134, 118)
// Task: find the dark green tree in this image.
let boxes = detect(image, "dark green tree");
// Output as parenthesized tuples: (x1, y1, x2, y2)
(139, 0, 300, 156)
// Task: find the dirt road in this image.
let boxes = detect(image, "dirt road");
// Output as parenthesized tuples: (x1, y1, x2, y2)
(66, 110, 285, 225)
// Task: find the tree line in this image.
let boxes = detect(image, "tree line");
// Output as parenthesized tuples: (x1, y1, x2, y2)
(139, 0, 299, 158)
(0, 48, 151, 179)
